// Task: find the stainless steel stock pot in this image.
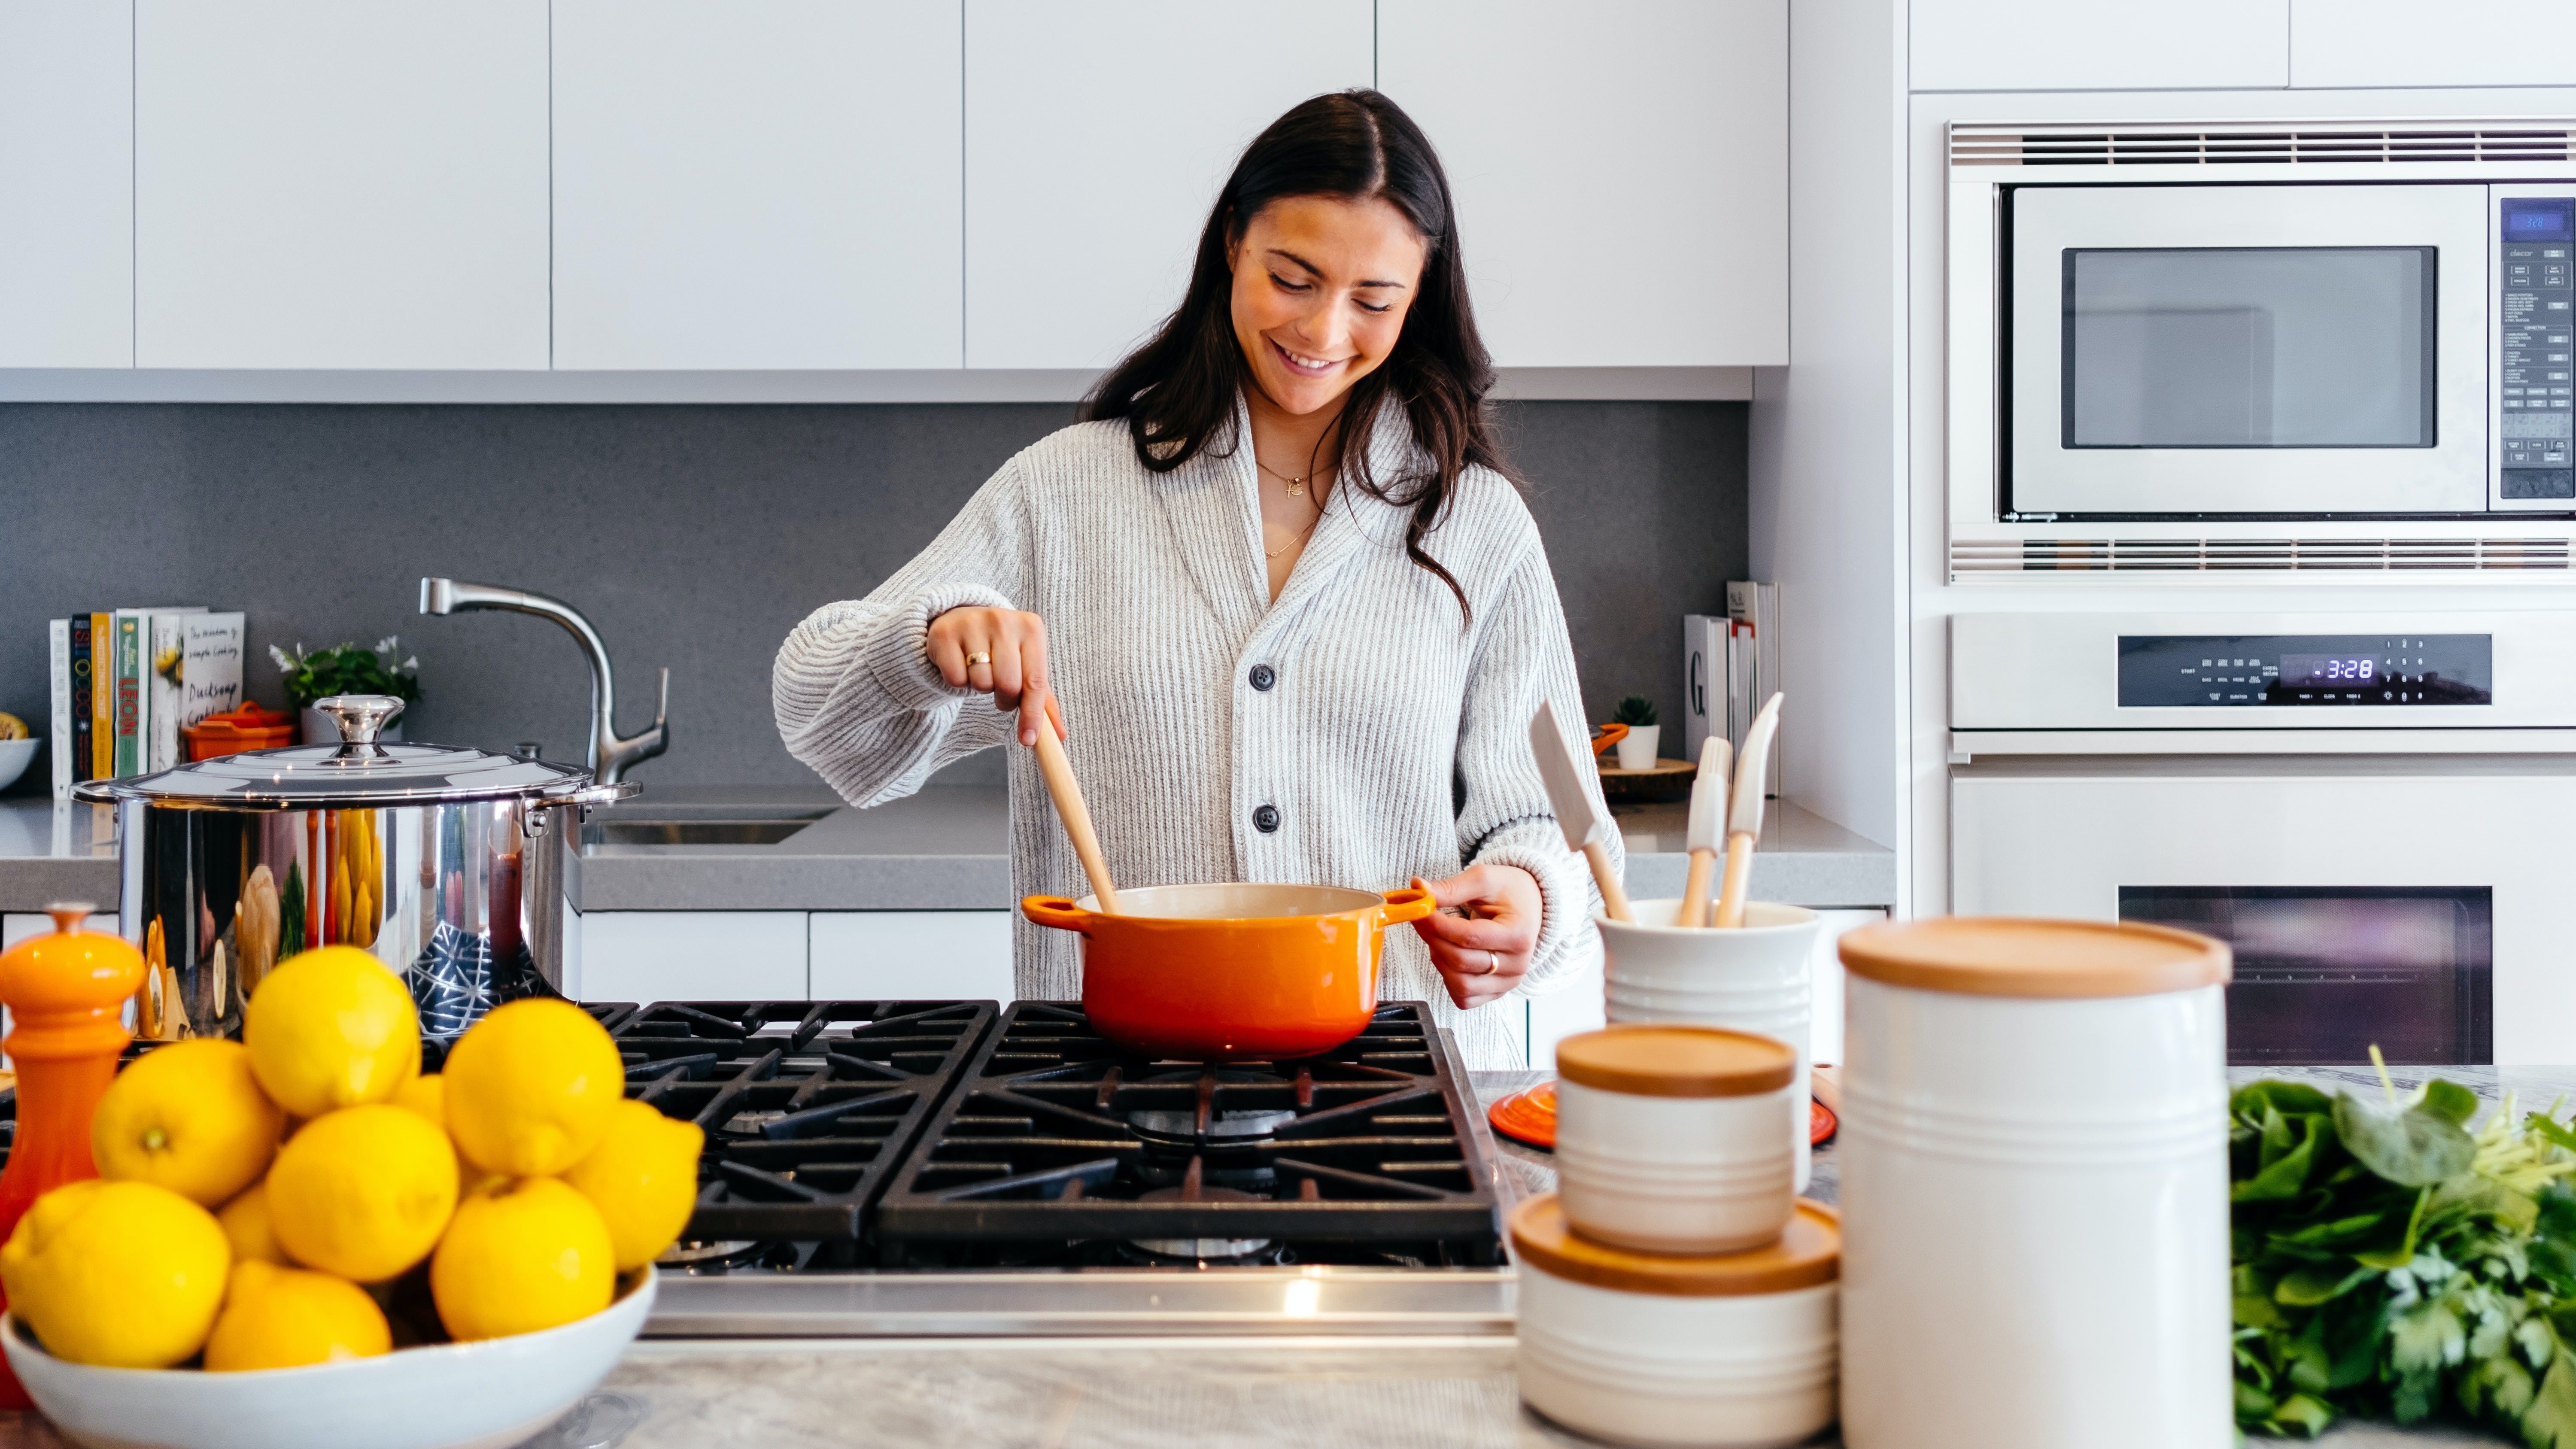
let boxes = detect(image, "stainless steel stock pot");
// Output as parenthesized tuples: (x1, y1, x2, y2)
(70, 694, 635, 1043)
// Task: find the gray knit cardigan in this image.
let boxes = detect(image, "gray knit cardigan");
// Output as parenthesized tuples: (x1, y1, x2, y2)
(771, 395, 1620, 1069)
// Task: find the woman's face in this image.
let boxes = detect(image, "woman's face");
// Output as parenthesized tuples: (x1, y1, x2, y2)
(1227, 193, 1428, 420)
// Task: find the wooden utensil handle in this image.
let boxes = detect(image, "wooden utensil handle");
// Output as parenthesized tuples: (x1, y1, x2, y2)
(1583, 840, 1633, 923)
(1713, 832, 1755, 929)
(1029, 713, 1120, 914)
(1677, 848, 1716, 929)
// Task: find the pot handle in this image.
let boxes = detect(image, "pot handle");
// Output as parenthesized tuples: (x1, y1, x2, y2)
(1377, 885, 1438, 926)
(1021, 895, 1093, 933)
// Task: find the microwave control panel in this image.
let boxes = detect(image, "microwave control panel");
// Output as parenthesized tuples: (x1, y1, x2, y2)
(2499, 194, 2576, 500)
(2117, 635, 2494, 708)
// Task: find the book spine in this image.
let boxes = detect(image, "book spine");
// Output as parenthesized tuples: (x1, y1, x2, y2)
(149, 612, 184, 772)
(112, 613, 143, 777)
(179, 613, 246, 739)
(48, 620, 70, 800)
(70, 614, 93, 784)
(88, 612, 112, 779)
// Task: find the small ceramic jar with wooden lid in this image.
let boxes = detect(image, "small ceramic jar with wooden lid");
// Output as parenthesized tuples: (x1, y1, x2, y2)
(1513, 1193, 1840, 1449)
(1553, 1024, 1799, 1254)
(1834, 917, 2233, 1449)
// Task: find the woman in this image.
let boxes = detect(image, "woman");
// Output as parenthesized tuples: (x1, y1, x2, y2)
(773, 90, 1619, 1069)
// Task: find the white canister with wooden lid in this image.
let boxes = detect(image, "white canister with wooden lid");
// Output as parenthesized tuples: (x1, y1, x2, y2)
(1597, 899, 1821, 1191)
(1834, 917, 2233, 1449)
(1554, 1024, 1799, 1254)
(1513, 1193, 1840, 1449)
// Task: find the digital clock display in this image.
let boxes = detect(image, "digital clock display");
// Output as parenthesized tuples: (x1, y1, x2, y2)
(2279, 654, 2376, 686)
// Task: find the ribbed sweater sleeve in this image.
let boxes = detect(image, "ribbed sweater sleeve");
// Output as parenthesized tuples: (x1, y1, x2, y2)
(1452, 537, 1619, 997)
(772, 460, 1026, 807)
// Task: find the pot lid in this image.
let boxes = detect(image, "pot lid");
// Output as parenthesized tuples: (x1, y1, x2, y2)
(1510, 1194, 1839, 1297)
(68, 695, 638, 811)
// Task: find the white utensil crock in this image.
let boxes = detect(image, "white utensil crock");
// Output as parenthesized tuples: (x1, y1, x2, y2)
(1513, 1194, 1839, 1449)
(1834, 917, 2233, 1449)
(1553, 1025, 1798, 1254)
(1613, 725, 1661, 771)
(1598, 900, 1821, 1191)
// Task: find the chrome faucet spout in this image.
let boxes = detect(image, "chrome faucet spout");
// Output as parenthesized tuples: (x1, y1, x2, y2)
(416, 577, 669, 785)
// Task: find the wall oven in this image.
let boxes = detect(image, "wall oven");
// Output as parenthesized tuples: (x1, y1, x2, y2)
(1948, 610, 2576, 1065)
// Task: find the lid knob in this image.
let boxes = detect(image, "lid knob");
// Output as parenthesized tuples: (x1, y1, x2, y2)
(315, 694, 407, 756)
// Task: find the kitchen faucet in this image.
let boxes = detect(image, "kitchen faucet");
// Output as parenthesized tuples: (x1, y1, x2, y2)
(418, 577, 669, 785)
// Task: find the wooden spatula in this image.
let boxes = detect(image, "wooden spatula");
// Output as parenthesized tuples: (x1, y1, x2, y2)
(1713, 692, 1783, 929)
(1025, 694, 1120, 914)
(1530, 699, 1631, 922)
(1676, 735, 1732, 928)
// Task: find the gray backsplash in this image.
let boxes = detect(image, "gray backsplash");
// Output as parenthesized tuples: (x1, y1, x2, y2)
(0, 400, 1745, 794)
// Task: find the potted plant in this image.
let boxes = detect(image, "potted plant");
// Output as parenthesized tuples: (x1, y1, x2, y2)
(271, 638, 421, 745)
(1610, 695, 1660, 770)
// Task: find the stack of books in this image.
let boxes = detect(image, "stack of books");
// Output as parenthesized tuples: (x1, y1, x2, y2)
(46, 608, 246, 800)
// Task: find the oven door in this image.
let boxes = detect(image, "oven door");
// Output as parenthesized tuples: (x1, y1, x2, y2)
(1951, 760, 2576, 1064)
(2007, 183, 2490, 518)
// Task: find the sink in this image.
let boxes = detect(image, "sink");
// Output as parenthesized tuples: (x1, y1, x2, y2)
(582, 809, 830, 847)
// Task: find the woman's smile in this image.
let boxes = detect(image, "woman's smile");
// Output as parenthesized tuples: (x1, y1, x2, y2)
(1267, 335, 1349, 379)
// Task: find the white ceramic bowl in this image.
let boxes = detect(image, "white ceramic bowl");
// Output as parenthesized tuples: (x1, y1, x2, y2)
(0, 738, 39, 793)
(3, 1268, 655, 1449)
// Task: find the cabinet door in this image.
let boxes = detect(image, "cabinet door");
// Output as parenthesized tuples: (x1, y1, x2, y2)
(553, 1, 964, 370)
(580, 911, 808, 1006)
(2291, 0, 2573, 87)
(134, 0, 549, 369)
(1911, 0, 2289, 91)
(0, 0, 131, 368)
(1379, 0, 1786, 368)
(963, 0, 1372, 370)
(809, 911, 1013, 1004)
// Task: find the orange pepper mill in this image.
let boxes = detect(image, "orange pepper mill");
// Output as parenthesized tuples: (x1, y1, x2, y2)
(0, 902, 144, 1408)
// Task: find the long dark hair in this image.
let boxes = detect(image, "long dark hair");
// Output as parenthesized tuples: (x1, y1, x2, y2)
(1084, 89, 1512, 622)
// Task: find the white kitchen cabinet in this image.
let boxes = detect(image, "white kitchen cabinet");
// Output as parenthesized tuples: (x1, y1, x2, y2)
(1379, 0, 1787, 368)
(1909, 0, 2290, 92)
(808, 911, 1014, 1003)
(2290, 0, 2575, 87)
(0, 0, 131, 368)
(579, 910, 808, 1006)
(134, 0, 549, 369)
(552, 1, 964, 371)
(963, 0, 1372, 371)
(1525, 908, 1883, 1072)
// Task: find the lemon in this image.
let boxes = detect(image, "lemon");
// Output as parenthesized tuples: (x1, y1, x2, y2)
(243, 945, 420, 1118)
(217, 1180, 292, 1266)
(391, 1072, 491, 1190)
(0, 1179, 229, 1368)
(92, 1039, 284, 1207)
(564, 1099, 704, 1270)
(264, 1105, 458, 1283)
(203, 1260, 391, 1372)
(443, 999, 624, 1177)
(430, 1177, 615, 1342)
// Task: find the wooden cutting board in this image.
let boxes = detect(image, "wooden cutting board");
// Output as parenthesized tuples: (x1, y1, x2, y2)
(1594, 756, 1694, 803)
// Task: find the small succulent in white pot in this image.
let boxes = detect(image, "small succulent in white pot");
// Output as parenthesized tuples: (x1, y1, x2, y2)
(271, 637, 420, 744)
(1610, 695, 1661, 770)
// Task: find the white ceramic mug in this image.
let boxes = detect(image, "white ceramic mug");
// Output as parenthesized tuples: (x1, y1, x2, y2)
(1597, 899, 1821, 1191)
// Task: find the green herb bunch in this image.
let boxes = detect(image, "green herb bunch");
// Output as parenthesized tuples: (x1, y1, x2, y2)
(269, 637, 422, 709)
(1612, 695, 1657, 728)
(2233, 1075, 2576, 1443)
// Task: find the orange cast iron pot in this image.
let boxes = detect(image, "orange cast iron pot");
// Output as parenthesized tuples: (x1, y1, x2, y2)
(1021, 883, 1439, 1061)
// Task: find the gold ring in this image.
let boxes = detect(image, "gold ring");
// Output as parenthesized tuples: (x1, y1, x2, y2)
(1483, 951, 1501, 977)
(964, 651, 991, 667)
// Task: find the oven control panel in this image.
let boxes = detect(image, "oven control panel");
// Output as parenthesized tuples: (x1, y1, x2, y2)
(2117, 635, 2494, 707)
(2498, 191, 2576, 503)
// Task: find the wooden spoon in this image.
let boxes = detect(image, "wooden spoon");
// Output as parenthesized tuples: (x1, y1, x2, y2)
(1025, 694, 1120, 914)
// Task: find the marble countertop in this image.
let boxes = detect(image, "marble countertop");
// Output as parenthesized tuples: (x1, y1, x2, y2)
(0, 785, 1894, 915)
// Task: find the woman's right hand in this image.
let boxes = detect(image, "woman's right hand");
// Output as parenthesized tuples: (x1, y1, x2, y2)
(926, 606, 1054, 745)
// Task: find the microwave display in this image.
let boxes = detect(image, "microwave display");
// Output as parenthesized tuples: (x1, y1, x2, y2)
(2498, 196, 2575, 498)
(2116, 633, 2493, 707)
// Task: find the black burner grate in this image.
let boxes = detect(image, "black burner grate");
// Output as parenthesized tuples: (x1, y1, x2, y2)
(873, 1002, 1502, 1264)
(615, 999, 997, 1241)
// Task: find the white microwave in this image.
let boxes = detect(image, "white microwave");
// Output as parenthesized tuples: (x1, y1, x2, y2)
(2001, 182, 2575, 520)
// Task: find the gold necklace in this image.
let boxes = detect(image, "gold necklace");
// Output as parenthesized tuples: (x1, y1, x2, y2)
(1264, 514, 1321, 559)
(1256, 457, 1323, 498)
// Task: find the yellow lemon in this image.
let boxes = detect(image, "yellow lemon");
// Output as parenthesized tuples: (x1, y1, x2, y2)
(0, 1179, 228, 1368)
(443, 999, 624, 1177)
(264, 1105, 458, 1282)
(391, 1073, 492, 1190)
(92, 1039, 284, 1207)
(217, 1180, 292, 1266)
(563, 1099, 704, 1271)
(243, 946, 420, 1118)
(430, 1177, 615, 1342)
(203, 1260, 391, 1371)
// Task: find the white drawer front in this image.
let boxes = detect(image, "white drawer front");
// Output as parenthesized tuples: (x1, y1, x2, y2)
(808, 911, 1012, 1005)
(580, 910, 807, 1006)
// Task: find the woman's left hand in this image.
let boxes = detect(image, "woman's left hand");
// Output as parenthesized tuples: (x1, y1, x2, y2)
(1408, 866, 1543, 1009)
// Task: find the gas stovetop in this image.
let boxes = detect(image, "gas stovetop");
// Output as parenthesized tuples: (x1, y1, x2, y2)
(608, 999, 1517, 1337)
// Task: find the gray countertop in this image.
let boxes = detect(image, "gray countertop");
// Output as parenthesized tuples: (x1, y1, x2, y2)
(0, 785, 1894, 915)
